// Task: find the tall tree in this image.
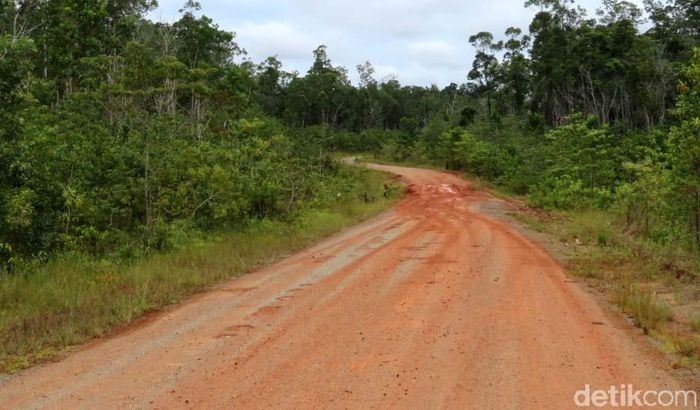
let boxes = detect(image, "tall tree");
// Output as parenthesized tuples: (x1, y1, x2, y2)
(467, 31, 502, 117)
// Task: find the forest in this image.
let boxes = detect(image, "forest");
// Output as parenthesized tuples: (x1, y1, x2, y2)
(1, 0, 699, 262)
(0, 0, 699, 369)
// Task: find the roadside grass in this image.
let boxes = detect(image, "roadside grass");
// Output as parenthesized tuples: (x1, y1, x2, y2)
(614, 282, 673, 332)
(0, 168, 401, 374)
(518, 208, 700, 368)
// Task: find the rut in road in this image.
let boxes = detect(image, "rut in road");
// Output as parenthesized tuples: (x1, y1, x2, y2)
(0, 164, 684, 409)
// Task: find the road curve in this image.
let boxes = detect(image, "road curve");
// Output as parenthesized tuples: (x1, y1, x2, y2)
(0, 164, 684, 409)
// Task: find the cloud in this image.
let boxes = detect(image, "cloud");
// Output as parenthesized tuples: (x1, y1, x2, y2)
(373, 64, 400, 81)
(407, 40, 464, 69)
(293, 0, 465, 37)
(237, 21, 316, 61)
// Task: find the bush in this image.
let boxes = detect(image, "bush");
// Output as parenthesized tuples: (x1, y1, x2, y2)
(614, 159, 674, 240)
(530, 176, 613, 209)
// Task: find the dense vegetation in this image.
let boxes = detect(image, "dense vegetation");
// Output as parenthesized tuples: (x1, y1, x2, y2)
(1, 0, 700, 367)
(5, 0, 696, 263)
(0, 0, 396, 269)
(371, 0, 700, 256)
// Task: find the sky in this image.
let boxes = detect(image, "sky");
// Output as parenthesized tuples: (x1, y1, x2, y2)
(148, 0, 646, 87)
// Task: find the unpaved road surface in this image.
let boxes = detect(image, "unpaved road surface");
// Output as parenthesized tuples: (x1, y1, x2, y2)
(0, 164, 688, 409)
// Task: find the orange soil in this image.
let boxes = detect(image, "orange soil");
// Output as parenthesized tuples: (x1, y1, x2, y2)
(0, 164, 685, 409)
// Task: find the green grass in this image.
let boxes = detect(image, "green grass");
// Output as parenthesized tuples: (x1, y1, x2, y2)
(0, 168, 400, 374)
(614, 282, 673, 333)
(690, 316, 700, 332)
(516, 207, 700, 368)
(511, 213, 549, 233)
(661, 333, 700, 368)
(561, 210, 618, 247)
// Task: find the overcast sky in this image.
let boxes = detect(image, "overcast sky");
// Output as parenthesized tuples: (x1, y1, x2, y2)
(149, 0, 646, 87)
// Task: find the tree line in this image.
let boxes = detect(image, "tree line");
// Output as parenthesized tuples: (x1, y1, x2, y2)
(376, 0, 700, 253)
(1, 0, 700, 269)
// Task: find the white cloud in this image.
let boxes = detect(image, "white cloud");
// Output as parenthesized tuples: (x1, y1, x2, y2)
(373, 64, 400, 81)
(407, 40, 464, 69)
(237, 21, 316, 61)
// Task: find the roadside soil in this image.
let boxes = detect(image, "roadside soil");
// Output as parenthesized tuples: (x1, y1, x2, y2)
(0, 164, 692, 409)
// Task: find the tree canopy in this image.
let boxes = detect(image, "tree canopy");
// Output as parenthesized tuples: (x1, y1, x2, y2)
(2, 0, 700, 268)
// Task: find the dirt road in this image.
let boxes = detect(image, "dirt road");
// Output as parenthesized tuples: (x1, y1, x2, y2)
(0, 164, 687, 409)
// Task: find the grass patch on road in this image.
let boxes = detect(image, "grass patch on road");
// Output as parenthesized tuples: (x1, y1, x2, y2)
(0, 167, 401, 374)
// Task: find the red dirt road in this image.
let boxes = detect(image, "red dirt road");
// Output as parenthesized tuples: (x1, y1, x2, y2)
(0, 164, 687, 409)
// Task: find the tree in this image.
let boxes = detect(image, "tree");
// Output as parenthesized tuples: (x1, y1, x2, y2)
(356, 60, 384, 128)
(669, 48, 700, 246)
(0, 34, 35, 254)
(255, 56, 285, 117)
(0, 33, 34, 140)
(597, 0, 643, 25)
(467, 31, 502, 117)
(284, 45, 351, 127)
(173, 2, 240, 69)
(501, 27, 531, 114)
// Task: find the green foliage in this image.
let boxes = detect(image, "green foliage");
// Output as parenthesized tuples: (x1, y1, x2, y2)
(530, 116, 618, 209)
(668, 49, 700, 248)
(1, 5, 406, 265)
(440, 129, 505, 178)
(0, 165, 397, 372)
(614, 158, 674, 240)
(0, 34, 35, 136)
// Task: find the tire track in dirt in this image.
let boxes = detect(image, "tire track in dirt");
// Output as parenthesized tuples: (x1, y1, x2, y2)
(0, 163, 690, 409)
